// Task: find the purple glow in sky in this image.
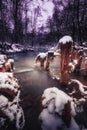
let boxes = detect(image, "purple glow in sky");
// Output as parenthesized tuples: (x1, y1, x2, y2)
(21, 0, 68, 33)
(36, 0, 55, 32)
(25, 0, 54, 32)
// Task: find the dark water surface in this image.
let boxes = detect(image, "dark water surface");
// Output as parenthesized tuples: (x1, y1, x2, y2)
(7, 51, 87, 130)
(9, 51, 60, 130)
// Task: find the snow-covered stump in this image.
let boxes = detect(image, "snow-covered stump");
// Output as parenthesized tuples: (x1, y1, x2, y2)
(0, 72, 25, 129)
(35, 53, 47, 69)
(5, 59, 15, 72)
(59, 36, 73, 84)
(45, 51, 54, 71)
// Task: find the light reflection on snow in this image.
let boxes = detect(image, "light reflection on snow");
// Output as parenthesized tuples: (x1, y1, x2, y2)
(39, 87, 80, 130)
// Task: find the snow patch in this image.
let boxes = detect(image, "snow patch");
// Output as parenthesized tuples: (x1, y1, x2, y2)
(39, 87, 80, 130)
(42, 87, 73, 114)
(59, 36, 73, 45)
(36, 52, 47, 59)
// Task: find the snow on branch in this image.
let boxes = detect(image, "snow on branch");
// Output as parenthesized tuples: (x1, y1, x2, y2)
(68, 79, 87, 98)
(0, 72, 19, 96)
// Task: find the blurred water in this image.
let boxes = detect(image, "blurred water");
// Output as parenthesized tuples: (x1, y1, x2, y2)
(8, 51, 87, 86)
(7, 51, 87, 130)
(7, 51, 37, 61)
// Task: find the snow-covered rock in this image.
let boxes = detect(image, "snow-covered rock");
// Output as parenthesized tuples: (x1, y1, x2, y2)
(42, 87, 75, 116)
(39, 87, 80, 130)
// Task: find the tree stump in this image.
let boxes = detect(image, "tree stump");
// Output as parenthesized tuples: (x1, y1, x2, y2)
(45, 51, 54, 71)
(59, 36, 73, 84)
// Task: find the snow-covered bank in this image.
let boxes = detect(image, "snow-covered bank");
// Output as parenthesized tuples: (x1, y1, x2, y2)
(0, 42, 35, 54)
(0, 41, 58, 55)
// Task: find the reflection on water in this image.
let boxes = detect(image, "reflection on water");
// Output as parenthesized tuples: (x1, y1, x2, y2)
(7, 51, 38, 61)
(7, 51, 87, 86)
(6, 51, 87, 130)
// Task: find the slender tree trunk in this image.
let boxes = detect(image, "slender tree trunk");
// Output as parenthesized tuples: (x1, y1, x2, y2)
(0, 0, 4, 42)
(76, 0, 82, 45)
(72, 0, 76, 41)
(13, 0, 20, 43)
(81, 0, 86, 41)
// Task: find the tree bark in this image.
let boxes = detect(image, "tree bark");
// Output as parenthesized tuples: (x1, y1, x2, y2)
(13, 0, 20, 43)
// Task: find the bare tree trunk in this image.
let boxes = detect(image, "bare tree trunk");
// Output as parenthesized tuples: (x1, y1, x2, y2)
(0, 0, 5, 43)
(13, 0, 20, 43)
(76, 0, 82, 45)
(59, 36, 73, 84)
(60, 44, 71, 84)
(72, 0, 76, 41)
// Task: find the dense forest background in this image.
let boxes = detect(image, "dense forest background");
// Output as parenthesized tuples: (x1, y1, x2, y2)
(0, 0, 87, 47)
